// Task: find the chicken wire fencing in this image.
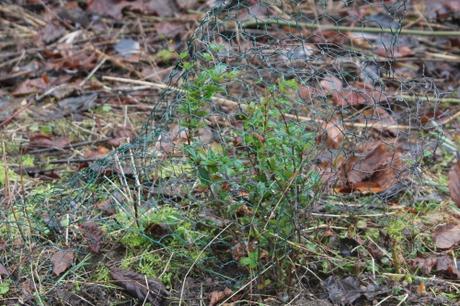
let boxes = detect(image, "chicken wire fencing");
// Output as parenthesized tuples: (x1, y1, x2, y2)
(6, 0, 457, 303)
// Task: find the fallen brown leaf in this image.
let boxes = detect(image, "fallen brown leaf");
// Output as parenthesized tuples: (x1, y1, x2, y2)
(320, 75, 343, 93)
(332, 83, 386, 106)
(51, 249, 74, 276)
(79, 221, 104, 254)
(448, 159, 460, 207)
(336, 142, 403, 193)
(209, 287, 232, 306)
(12, 76, 49, 96)
(28, 134, 70, 150)
(316, 120, 344, 149)
(410, 255, 460, 279)
(375, 46, 414, 58)
(433, 223, 460, 250)
(110, 267, 168, 305)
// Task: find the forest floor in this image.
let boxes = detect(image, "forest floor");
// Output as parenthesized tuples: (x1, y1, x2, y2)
(1, 1, 460, 305)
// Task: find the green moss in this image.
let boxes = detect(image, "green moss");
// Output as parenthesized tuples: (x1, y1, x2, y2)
(156, 49, 176, 63)
(93, 265, 111, 283)
(0, 280, 11, 296)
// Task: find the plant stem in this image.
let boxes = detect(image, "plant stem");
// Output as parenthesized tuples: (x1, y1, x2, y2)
(240, 18, 460, 37)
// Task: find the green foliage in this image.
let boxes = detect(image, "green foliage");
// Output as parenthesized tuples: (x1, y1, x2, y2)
(240, 250, 259, 269)
(179, 63, 237, 131)
(177, 66, 320, 284)
(0, 280, 11, 296)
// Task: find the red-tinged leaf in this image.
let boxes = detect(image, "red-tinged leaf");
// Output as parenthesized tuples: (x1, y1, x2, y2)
(332, 83, 386, 106)
(84, 146, 110, 160)
(448, 159, 460, 207)
(298, 85, 319, 101)
(28, 134, 70, 150)
(107, 126, 136, 147)
(110, 267, 168, 305)
(12, 77, 49, 96)
(51, 249, 74, 276)
(79, 221, 104, 253)
(433, 224, 460, 250)
(209, 287, 233, 306)
(375, 46, 414, 58)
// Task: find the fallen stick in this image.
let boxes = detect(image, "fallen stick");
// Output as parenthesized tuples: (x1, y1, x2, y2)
(239, 18, 460, 37)
(104, 76, 460, 131)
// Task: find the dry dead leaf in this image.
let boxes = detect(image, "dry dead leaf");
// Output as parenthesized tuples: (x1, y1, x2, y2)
(416, 282, 426, 295)
(209, 287, 232, 306)
(332, 83, 386, 106)
(320, 75, 343, 93)
(12, 76, 50, 96)
(448, 159, 460, 207)
(321, 120, 344, 149)
(335, 142, 403, 193)
(410, 255, 460, 279)
(28, 134, 70, 150)
(0, 264, 9, 277)
(110, 267, 168, 305)
(51, 249, 74, 276)
(433, 223, 460, 250)
(79, 221, 104, 254)
(375, 46, 414, 58)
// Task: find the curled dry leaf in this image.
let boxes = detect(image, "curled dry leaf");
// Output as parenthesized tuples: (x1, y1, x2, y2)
(320, 75, 343, 93)
(448, 159, 460, 207)
(110, 267, 168, 306)
(298, 85, 319, 101)
(108, 126, 136, 147)
(410, 255, 460, 279)
(336, 142, 403, 193)
(12, 76, 50, 96)
(28, 134, 70, 150)
(0, 264, 9, 277)
(209, 287, 233, 306)
(321, 119, 343, 149)
(332, 83, 386, 106)
(375, 46, 414, 58)
(51, 249, 74, 276)
(79, 221, 104, 253)
(433, 223, 460, 250)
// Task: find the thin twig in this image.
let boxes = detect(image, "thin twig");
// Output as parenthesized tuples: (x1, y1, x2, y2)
(240, 18, 460, 37)
(29, 138, 110, 154)
(101, 76, 429, 130)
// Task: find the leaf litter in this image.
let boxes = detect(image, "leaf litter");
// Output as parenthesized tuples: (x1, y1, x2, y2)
(1, 0, 460, 305)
